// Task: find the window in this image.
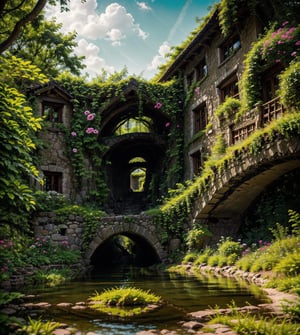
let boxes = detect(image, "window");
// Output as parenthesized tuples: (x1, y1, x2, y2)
(196, 59, 208, 81)
(42, 102, 63, 123)
(262, 65, 281, 102)
(220, 75, 239, 102)
(43, 171, 62, 193)
(186, 71, 194, 87)
(191, 151, 201, 176)
(193, 103, 207, 133)
(220, 35, 241, 62)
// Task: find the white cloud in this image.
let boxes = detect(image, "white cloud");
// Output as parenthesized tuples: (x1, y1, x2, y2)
(136, 2, 152, 11)
(147, 41, 171, 71)
(76, 39, 114, 77)
(46, 0, 148, 45)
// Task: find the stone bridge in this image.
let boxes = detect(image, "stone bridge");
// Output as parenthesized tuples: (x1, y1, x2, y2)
(34, 133, 300, 267)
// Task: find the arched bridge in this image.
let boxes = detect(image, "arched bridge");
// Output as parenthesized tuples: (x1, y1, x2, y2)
(85, 132, 300, 265)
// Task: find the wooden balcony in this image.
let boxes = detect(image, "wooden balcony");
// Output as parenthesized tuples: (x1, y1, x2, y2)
(262, 96, 285, 126)
(230, 96, 285, 144)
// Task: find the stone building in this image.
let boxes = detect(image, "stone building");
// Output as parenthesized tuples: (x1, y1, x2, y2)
(157, 6, 286, 180)
(31, 3, 296, 213)
(30, 81, 74, 198)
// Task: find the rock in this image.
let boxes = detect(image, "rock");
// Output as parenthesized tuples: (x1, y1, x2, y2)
(0, 307, 17, 315)
(57, 302, 73, 307)
(182, 321, 203, 330)
(136, 330, 159, 335)
(71, 305, 86, 310)
(35, 302, 51, 308)
(52, 329, 71, 335)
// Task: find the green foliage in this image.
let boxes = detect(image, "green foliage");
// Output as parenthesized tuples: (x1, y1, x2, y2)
(279, 61, 300, 111)
(269, 223, 290, 241)
(194, 247, 213, 265)
(89, 287, 161, 317)
(217, 238, 243, 257)
(22, 317, 60, 335)
(289, 209, 300, 236)
(185, 225, 212, 251)
(0, 54, 47, 232)
(9, 14, 85, 77)
(0, 290, 24, 335)
(274, 253, 300, 276)
(240, 22, 300, 112)
(34, 191, 69, 211)
(211, 305, 300, 335)
(215, 97, 241, 120)
(0, 236, 81, 283)
(182, 252, 199, 264)
(29, 269, 74, 287)
(90, 287, 161, 307)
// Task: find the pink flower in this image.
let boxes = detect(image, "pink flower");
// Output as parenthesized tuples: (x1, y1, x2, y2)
(165, 122, 171, 127)
(275, 59, 281, 63)
(72, 148, 78, 153)
(296, 41, 300, 46)
(71, 131, 77, 137)
(291, 51, 297, 57)
(154, 102, 162, 109)
(87, 113, 95, 121)
(194, 86, 200, 94)
(93, 129, 99, 134)
(282, 21, 289, 27)
(86, 127, 94, 134)
(84, 110, 90, 115)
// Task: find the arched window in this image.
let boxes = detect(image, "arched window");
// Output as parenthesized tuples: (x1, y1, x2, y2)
(114, 117, 152, 135)
(129, 157, 146, 192)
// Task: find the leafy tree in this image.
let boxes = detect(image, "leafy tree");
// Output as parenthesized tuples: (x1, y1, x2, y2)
(9, 14, 85, 77)
(0, 0, 84, 54)
(0, 54, 47, 235)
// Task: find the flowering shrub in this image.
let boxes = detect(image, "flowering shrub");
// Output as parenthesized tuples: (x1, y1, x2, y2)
(260, 22, 300, 65)
(0, 236, 81, 283)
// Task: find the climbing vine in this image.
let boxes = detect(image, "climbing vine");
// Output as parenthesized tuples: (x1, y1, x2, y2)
(55, 73, 185, 207)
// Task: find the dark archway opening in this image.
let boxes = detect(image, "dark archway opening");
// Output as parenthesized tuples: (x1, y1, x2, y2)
(239, 167, 300, 244)
(90, 233, 160, 274)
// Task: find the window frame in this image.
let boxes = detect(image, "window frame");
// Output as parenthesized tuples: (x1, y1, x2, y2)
(193, 103, 208, 133)
(219, 34, 241, 63)
(219, 75, 239, 103)
(43, 171, 63, 193)
(191, 151, 201, 176)
(196, 58, 208, 82)
(42, 101, 64, 123)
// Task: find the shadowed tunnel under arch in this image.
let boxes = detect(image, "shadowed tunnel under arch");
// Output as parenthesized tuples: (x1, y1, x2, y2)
(90, 232, 161, 273)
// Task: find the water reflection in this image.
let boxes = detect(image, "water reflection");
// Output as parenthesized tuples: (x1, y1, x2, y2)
(22, 267, 269, 334)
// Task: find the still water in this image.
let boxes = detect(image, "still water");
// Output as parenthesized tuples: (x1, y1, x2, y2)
(24, 267, 268, 334)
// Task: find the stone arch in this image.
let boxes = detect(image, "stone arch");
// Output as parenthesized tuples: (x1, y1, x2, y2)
(191, 135, 300, 243)
(84, 216, 165, 265)
(193, 135, 300, 220)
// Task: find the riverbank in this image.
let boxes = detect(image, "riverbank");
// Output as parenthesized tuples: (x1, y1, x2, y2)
(2, 263, 298, 335)
(136, 263, 299, 335)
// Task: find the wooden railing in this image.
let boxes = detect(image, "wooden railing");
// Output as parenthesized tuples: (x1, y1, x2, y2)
(261, 96, 285, 126)
(230, 96, 285, 144)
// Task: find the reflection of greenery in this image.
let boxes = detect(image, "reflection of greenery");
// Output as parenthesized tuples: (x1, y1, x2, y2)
(89, 304, 152, 317)
(89, 287, 161, 317)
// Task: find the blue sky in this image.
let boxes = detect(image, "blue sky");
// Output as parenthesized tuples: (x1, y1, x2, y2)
(46, 0, 218, 79)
